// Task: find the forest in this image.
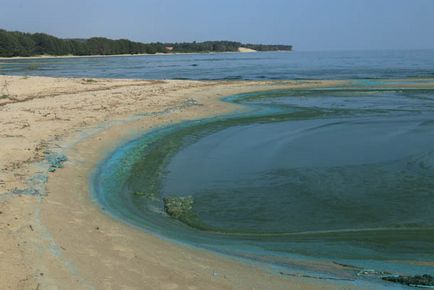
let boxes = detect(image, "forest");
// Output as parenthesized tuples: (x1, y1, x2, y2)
(0, 29, 292, 57)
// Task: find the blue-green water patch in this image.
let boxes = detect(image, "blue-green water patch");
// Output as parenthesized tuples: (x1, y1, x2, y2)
(91, 84, 434, 285)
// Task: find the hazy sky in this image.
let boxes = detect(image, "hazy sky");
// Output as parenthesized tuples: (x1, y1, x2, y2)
(1, 0, 434, 51)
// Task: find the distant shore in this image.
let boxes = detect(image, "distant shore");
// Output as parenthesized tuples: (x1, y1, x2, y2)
(0, 29, 292, 59)
(0, 49, 294, 61)
(0, 51, 238, 61)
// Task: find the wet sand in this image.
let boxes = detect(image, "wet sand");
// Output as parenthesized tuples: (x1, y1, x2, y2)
(0, 75, 372, 289)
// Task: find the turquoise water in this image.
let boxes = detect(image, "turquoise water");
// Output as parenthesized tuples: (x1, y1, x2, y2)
(92, 82, 434, 285)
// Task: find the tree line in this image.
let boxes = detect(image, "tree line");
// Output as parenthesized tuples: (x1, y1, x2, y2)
(0, 29, 292, 57)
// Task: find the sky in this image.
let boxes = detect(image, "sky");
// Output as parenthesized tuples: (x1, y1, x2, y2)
(0, 0, 434, 51)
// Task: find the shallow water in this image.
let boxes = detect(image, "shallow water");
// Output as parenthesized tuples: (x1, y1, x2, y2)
(22, 49, 432, 284)
(92, 82, 434, 284)
(1, 50, 434, 80)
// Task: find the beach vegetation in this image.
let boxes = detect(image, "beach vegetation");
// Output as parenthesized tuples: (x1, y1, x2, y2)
(0, 29, 292, 57)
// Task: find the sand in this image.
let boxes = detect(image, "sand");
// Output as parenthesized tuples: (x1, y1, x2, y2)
(0, 75, 369, 290)
(238, 47, 257, 53)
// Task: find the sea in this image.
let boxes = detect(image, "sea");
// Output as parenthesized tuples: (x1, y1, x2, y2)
(3, 50, 434, 287)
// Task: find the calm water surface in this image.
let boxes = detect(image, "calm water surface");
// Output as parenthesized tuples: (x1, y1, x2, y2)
(92, 85, 434, 285)
(9, 50, 433, 285)
(1, 50, 434, 80)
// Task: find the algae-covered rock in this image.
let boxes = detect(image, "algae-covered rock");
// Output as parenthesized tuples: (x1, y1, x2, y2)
(46, 152, 68, 172)
(163, 196, 194, 220)
(383, 274, 434, 287)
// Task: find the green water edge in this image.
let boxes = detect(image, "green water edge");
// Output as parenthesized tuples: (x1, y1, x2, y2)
(91, 79, 434, 287)
(129, 87, 434, 234)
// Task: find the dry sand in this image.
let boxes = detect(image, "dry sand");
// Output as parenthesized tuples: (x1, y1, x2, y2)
(0, 75, 366, 289)
(238, 47, 257, 53)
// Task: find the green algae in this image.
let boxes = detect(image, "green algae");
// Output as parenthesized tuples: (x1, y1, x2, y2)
(163, 196, 194, 219)
(162, 196, 202, 227)
(133, 191, 158, 200)
(383, 274, 434, 288)
(92, 86, 434, 287)
(46, 152, 68, 172)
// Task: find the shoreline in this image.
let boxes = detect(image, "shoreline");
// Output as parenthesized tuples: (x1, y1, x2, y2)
(0, 50, 292, 61)
(90, 78, 434, 285)
(0, 75, 359, 289)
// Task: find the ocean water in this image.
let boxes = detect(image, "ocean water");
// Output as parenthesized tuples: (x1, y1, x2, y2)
(91, 83, 434, 285)
(5, 50, 433, 285)
(1, 50, 434, 80)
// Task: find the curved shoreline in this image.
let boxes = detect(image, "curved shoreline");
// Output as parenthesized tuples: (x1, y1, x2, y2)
(4, 76, 434, 288)
(90, 83, 434, 287)
(2, 75, 376, 289)
(49, 80, 368, 290)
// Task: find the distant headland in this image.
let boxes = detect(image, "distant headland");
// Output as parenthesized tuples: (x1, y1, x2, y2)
(0, 29, 292, 58)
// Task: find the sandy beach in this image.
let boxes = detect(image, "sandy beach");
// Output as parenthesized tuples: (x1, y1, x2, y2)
(0, 75, 373, 290)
